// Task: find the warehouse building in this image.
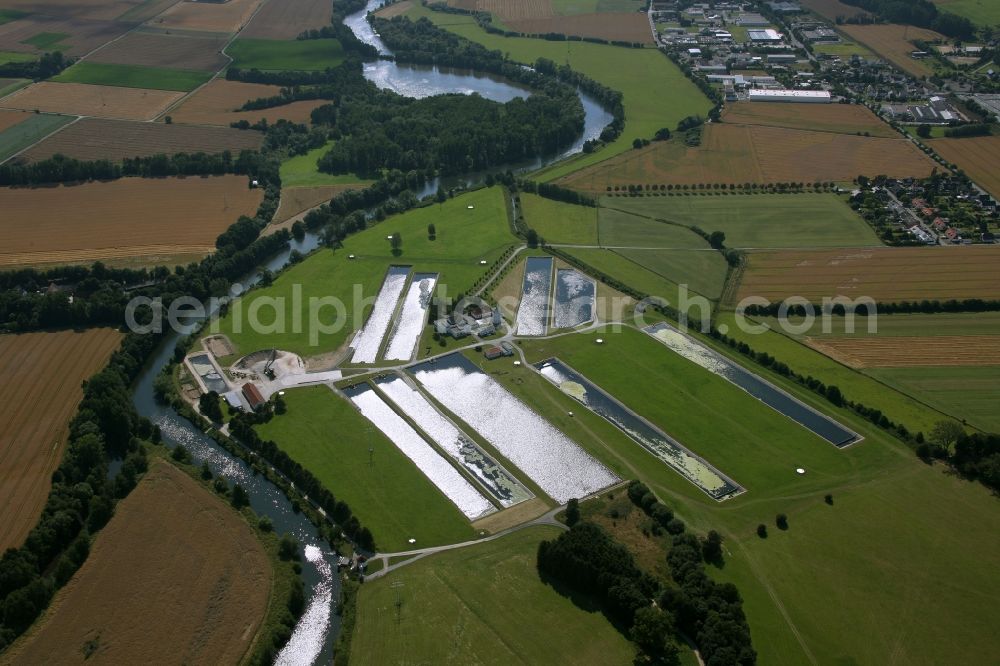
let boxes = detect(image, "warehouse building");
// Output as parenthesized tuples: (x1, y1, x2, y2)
(748, 28, 783, 42)
(748, 89, 831, 103)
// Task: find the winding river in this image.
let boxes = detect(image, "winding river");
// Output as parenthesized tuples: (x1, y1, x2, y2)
(129, 5, 615, 664)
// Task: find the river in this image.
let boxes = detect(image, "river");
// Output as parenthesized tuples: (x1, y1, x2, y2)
(129, 4, 614, 664)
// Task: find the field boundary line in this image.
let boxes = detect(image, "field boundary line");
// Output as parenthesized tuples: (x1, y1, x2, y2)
(0, 114, 81, 166)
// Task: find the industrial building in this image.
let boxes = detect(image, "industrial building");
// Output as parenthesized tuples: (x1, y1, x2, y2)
(747, 28, 783, 42)
(748, 89, 831, 103)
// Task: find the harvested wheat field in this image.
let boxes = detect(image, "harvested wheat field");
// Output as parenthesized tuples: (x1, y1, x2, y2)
(241, 0, 333, 39)
(930, 135, 1000, 199)
(800, 0, 871, 21)
(450, 0, 553, 21)
(0, 0, 176, 21)
(722, 101, 897, 137)
(0, 175, 263, 267)
(737, 246, 1000, 303)
(1, 460, 271, 665)
(560, 123, 935, 191)
(0, 81, 183, 120)
(0, 108, 29, 131)
(150, 0, 264, 33)
(273, 184, 362, 224)
(0, 328, 122, 553)
(21, 117, 263, 162)
(88, 30, 228, 71)
(805, 335, 1000, 368)
(839, 23, 944, 77)
(375, 0, 413, 18)
(508, 12, 653, 43)
(167, 78, 326, 126)
(0, 16, 133, 57)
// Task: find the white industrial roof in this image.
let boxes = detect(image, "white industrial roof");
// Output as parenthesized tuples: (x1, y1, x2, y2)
(748, 89, 831, 99)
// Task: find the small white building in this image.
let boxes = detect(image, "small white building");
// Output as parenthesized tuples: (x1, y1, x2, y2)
(748, 89, 831, 103)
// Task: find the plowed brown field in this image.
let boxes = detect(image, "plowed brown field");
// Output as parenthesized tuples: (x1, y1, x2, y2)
(0, 81, 183, 120)
(21, 117, 263, 162)
(241, 0, 333, 38)
(805, 335, 1000, 368)
(88, 30, 229, 71)
(930, 135, 1000, 199)
(150, 0, 265, 33)
(167, 79, 327, 126)
(560, 123, 935, 190)
(839, 23, 944, 77)
(0, 328, 122, 553)
(0, 460, 271, 665)
(0, 108, 28, 131)
(450, 0, 553, 21)
(737, 246, 1000, 302)
(722, 101, 897, 137)
(0, 0, 174, 21)
(0, 175, 263, 267)
(509, 12, 653, 43)
(0, 17, 132, 57)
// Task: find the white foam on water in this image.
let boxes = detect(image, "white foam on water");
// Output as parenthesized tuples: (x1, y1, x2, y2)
(384, 274, 437, 361)
(274, 545, 333, 666)
(350, 267, 409, 364)
(515, 257, 553, 336)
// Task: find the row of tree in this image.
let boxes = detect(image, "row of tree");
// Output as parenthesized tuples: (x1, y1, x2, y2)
(742, 298, 1000, 317)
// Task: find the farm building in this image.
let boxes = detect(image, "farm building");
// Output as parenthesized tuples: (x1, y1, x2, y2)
(434, 303, 501, 339)
(483, 346, 503, 360)
(241, 382, 266, 411)
(748, 29, 783, 42)
(748, 89, 831, 103)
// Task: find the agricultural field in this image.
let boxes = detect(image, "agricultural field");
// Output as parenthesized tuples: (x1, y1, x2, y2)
(227, 37, 344, 71)
(240, 0, 333, 39)
(167, 78, 327, 126)
(811, 39, 874, 58)
(388, 2, 711, 177)
(613, 249, 728, 298)
(88, 30, 229, 71)
(721, 101, 896, 138)
(804, 335, 1000, 368)
(0, 81, 183, 120)
(0, 49, 33, 64)
(932, 0, 1000, 26)
(271, 184, 364, 226)
(20, 117, 263, 162)
(0, 76, 28, 97)
(0, 0, 172, 21)
(52, 61, 213, 92)
(736, 245, 1000, 303)
(0, 106, 27, 130)
(0, 17, 130, 57)
(838, 23, 946, 77)
(1, 461, 271, 664)
(559, 123, 937, 191)
(218, 187, 515, 358)
(352, 526, 637, 664)
(0, 329, 121, 553)
(150, 0, 264, 33)
(596, 207, 709, 248)
(0, 111, 72, 161)
(800, 0, 871, 21)
(505, 12, 653, 44)
(0, 175, 262, 267)
(520, 192, 599, 244)
(254, 386, 478, 551)
(929, 134, 1000, 199)
(870, 365, 1000, 432)
(604, 193, 882, 248)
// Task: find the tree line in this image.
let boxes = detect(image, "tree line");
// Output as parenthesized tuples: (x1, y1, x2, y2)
(0, 51, 71, 80)
(742, 298, 1000, 317)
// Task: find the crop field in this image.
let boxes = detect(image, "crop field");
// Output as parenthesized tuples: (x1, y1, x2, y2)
(0, 175, 262, 267)
(219, 187, 515, 358)
(800, 0, 870, 21)
(507, 12, 654, 43)
(351, 526, 637, 664)
(722, 101, 896, 138)
(604, 193, 882, 248)
(0, 0, 174, 21)
(870, 365, 1000, 432)
(271, 184, 363, 225)
(52, 61, 213, 92)
(0, 80, 183, 120)
(0, 112, 73, 161)
(227, 37, 344, 71)
(839, 23, 945, 77)
(930, 135, 1000, 198)
(0, 329, 121, 553)
(2, 461, 271, 664)
(20, 117, 262, 162)
(393, 3, 711, 178)
(0, 107, 26, 130)
(255, 386, 478, 550)
(560, 123, 937, 190)
(614, 248, 728, 299)
(0, 17, 130, 56)
(167, 78, 327, 126)
(786, 311, 1000, 338)
(240, 0, 333, 39)
(0, 49, 33, 64)
(737, 246, 1000, 303)
(804, 335, 1000, 368)
(150, 0, 264, 33)
(597, 207, 709, 248)
(0, 76, 26, 96)
(88, 30, 229, 71)
(521, 193, 599, 244)
(933, 0, 1000, 26)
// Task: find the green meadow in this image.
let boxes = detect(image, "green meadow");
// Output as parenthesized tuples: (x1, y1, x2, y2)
(279, 141, 371, 188)
(52, 62, 212, 92)
(227, 38, 345, 71)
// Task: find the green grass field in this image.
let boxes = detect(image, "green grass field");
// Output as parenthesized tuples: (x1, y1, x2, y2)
(520, 193, 599, 245)
(227, 38, 344, 71)
(254, 386, 477, 551)
(0, 51, 36, 65)
(52, 62, 212, 92)
(0, 113, 73, 162)
(351, 526, 637, 663)
(772, 311, 1000, 338)
(869, 365, 1000, 432)
(216, 187, 516, 358)
(396, 3, 711, 180)
(603, 194, 882, 248)
(812, 41, 874, 57)
(614, 248, 728, 299)
(562, 246, 720, 303)
(20, 32, 68, 49)
(507, 326, 1000, 666)
(279, 141, 370, 188)
(0, 9, 28, 24)
(597, 207, 710, 248)
(551, 0, 645, 14)
(933, 0, 1000, 26)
